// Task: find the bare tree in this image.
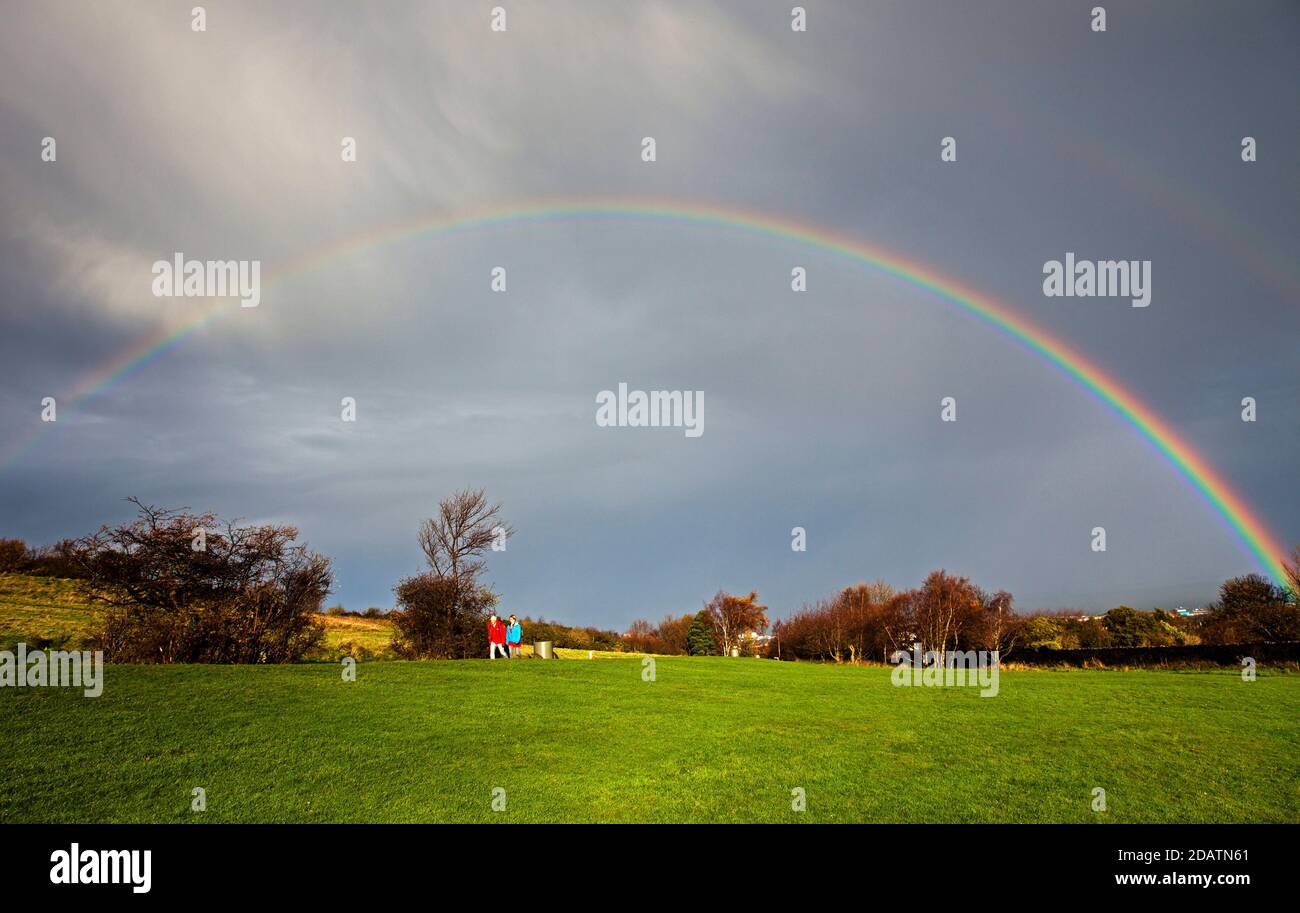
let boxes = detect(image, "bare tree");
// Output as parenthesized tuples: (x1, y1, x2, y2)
(1287, 545, 1300, 602)
(833, 581, 899, 663)
(413, 488, 512, 648)
(0, 539, 26, 572)
(864, 578, 895, 605)
(878, 592, 913, 662)
(418, 488, 513, 583)
(983, 589, 1016, 655)
(813, 596, 846, 662)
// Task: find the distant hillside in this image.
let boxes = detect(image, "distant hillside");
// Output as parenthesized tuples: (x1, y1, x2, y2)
(0, 573, 103, 650)
(315, 612, 395, 656)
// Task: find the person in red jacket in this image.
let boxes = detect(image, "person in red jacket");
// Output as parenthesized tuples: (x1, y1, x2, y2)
(488, 613, 508, 659)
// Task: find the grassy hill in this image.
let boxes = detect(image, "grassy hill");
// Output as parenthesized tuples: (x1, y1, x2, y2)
(0, 573, 104, 649)
(2, 572, 1297, 823)
(314, 612, 396, 656)
(2, 656, 1298, 823)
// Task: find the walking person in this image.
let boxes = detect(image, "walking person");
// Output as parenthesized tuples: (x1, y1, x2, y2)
(506, 614, 522, 658)
(488, 613, 508, 659)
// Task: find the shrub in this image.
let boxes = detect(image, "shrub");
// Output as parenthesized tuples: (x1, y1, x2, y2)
(1020, 617, 1063, 650)
(23, 540, 87, 578)
(390, 573, 497, 659)
(334, 640, 374, 661)
(0, 539, 26, 573)
(1199, 574, 1300, 644)
(74, 499, 330, 663)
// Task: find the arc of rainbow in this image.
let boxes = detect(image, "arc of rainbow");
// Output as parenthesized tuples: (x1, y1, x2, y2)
(3, 197, 1291, 587)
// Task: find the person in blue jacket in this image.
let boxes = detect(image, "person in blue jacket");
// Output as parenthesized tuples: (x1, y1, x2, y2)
(506, 615, 522, 658)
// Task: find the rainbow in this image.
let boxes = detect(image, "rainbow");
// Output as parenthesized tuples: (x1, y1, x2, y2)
(4, 197, 1292, 587)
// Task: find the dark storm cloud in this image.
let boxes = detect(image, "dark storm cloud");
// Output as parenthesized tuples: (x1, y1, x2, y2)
(1, 1, 1297, 623)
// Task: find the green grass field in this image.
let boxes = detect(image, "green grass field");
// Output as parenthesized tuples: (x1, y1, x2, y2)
(2, 657, 1297, 823)
(2, 573, 1297, 823)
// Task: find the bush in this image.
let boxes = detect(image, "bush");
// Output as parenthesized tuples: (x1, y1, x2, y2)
(333, 640, 374, 661)
(513, 616, 623, 651)
(1075, 618, 1113, 649)
(22, 540, 87, 578)
(1199, 574, 1300, 644)
(390, 573, 497, 659)
(74, 500, 331, 663)
(1020, 617, 1063, 650)
(0, 539, 26, 573)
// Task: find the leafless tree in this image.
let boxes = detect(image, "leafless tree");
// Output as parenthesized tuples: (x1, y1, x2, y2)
(405, 489, 513, 656)
(983, 589, 1016, 655)
(1287, 546, 1300, 601)
(418, 487, 512, 583)
(0, 539, 26, 572)
(864, 578, 895, 605)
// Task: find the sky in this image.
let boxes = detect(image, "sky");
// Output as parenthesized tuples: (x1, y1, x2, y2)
(1, 1, 1297, 627)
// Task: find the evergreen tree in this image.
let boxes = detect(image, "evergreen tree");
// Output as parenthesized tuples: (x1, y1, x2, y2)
(687, 610, 716, 656)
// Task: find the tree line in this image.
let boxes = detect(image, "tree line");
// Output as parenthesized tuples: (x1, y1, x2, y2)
(623, 591, 770, 656)
(623, 563, 1300, 662)
(763, 564, 1300, 663)
(2, 491, 1298, 664)
(623, 573, 1014, 662)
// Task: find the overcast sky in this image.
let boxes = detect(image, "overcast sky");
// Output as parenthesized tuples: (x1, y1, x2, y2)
(1, 1, 1297, 626)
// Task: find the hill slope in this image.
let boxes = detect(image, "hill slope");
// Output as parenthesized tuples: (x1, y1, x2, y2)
(0, 573, 103, 649)
(1, 657, 1297, 823)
